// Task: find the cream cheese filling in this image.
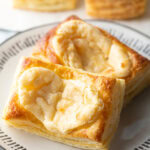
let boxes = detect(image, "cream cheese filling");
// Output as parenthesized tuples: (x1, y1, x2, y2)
(18, 67, 103, 133)
(51, 20, 131, 77)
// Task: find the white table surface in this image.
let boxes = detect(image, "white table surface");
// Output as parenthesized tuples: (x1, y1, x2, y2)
(0, 0, 150, 36)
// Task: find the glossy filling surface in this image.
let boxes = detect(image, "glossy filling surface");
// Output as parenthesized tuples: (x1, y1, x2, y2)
(18, 67, 103, 133)
(52, 20, 131, 78)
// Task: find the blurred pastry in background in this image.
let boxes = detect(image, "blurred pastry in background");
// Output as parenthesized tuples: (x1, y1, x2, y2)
(13, 0, 77, 11)
(85, 0, 147, 19)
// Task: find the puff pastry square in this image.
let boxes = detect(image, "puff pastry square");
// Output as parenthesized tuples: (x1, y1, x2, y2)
(3, 57, 125, 150)
(13, 0, 77, 11)
(32, 16, 150, 105)
(85, 0, 147, 19)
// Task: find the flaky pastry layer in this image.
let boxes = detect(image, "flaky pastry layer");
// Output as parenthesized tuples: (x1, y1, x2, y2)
(13, 0, 76, 11)
(85, 0, 147, 19)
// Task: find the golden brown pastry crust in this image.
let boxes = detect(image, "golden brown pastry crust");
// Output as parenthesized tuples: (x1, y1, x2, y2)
(85, 0, 147, 19)
(32, 16, 150, 105)
(13, 0, 77, 12)
(3, 57, 125, 150)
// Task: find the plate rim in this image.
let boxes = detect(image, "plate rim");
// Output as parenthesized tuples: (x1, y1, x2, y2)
(0, 19, 149, 49)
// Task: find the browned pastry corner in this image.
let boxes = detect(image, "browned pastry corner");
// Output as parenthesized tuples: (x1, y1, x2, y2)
(13, 0, 77, 11)
(32, 16, 150, 105)
(85, 0, 147, 19)
(3, 57, 125, 150)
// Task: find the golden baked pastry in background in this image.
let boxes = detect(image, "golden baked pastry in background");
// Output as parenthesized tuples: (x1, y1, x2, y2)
(85, 0, 147, 19)
(33, 16, 150, 105)
(3, 57, 125, 150)
(13, 0, 147, 19)
(13, 0, 77, 11)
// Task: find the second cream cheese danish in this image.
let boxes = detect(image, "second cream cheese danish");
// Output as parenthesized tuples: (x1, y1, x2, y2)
(33, 16, 150, 105)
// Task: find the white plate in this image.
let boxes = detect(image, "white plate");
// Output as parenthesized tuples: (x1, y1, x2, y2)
(0, 20, 150, 150)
